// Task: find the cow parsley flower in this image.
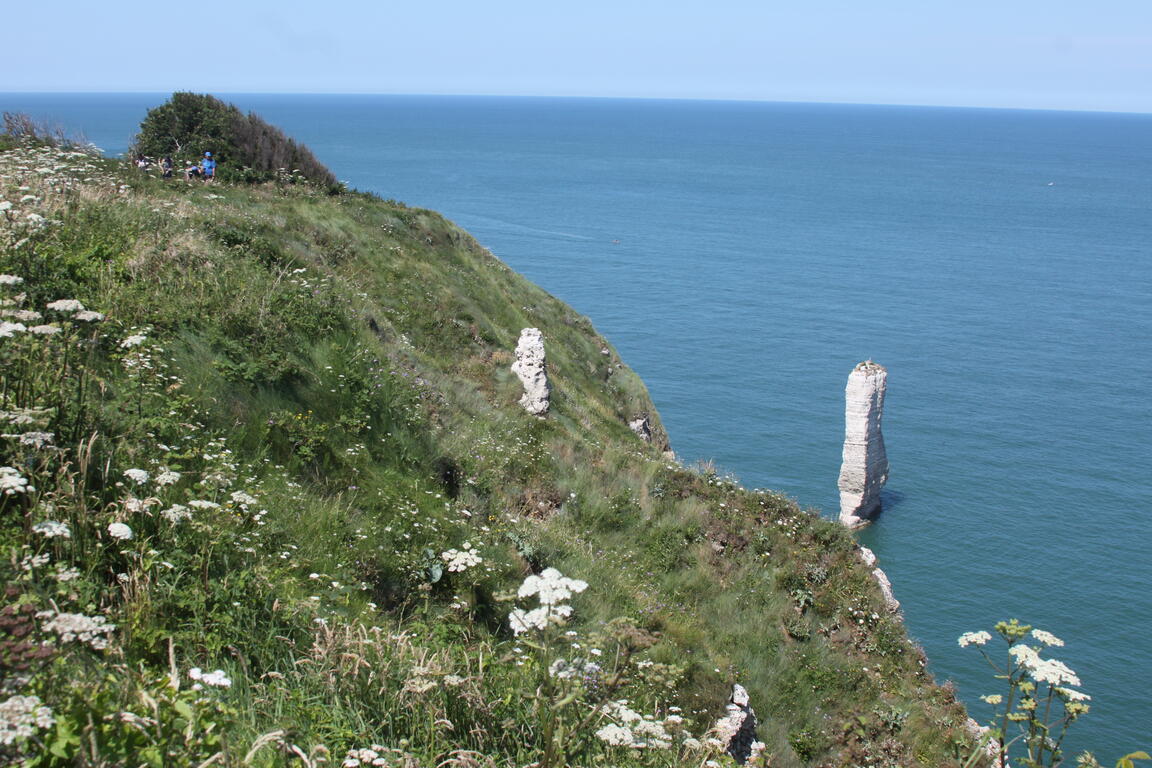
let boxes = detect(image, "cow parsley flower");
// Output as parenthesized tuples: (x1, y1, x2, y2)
(26, 324, 61, 335)
(441, 544, 482, 572)
(107, 522, 133, 540)
(73, 310, 104, 322)
(32, 520, 70, 539)
(188, 499, 220, 510)
(38, 611, 115, 649)
(188, 667, 232, 689)
(154, 469, 181, 487)
(161, 504, 191, 523)
(0, 321, 27, 338)
(0, 275, 23, 286)
(0, 695, 54, 746)
(518, 567, 588, 605)
(958, 631, 992, 647)
(119, 334, 147, 349)
(0, 467, 32, 495)
(1031, 629, 1064, 647)
(596, 723, 635, 747)
(5, 431, 53, 448)
(123, 468, 149, 485)
(45, 299, 85, 313)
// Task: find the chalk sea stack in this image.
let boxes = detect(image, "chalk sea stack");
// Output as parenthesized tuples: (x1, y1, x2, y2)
(511, 327, 551, 415)
(838, 360, 889, 527)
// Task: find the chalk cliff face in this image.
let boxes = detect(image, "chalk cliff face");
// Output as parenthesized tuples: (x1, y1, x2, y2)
(858, 546, 901, 613)
(714, 684, 760, 764)
(838, 361, 889, 527)
(511, 327, 550, 416)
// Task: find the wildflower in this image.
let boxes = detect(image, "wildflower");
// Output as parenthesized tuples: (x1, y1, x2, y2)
(45, 299, 85, 313)
(0, 321, 27, 338)
(1057, 687, 1091, 702)
(1031, 629, 1064, 647)
(107, 522, 134, 540)
(161, 504, 191, 523)
(188, 667, 232, 689)
(518, 567, 588, 605)
(124, 468, 149, 485)
(1009, 644, 1040, 667)
(0, 275, 22, 286)
(0, 467, 33, 495)
(596, 723, 635, 747)
(188, 499, 220, 510)
(154, 469, 181, 487)
(958, 631, 992, 647)
(0, 694, 54, 746)
(980, 694, 1003, 705)
(1030, 658, 1081, 687)
(119, 334, 147, 348)
(26, 324, 61, 335)
(54, 565, 80, 582)
(38, 611, 115, 649)
(441, 547, 482, 572)
(5, 431, 53, 448)
(32, 520, 70, 539)
(73, 310, 104, 322)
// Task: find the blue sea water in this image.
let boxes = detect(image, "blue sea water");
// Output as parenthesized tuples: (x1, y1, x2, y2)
(4, 93, 1150, 756)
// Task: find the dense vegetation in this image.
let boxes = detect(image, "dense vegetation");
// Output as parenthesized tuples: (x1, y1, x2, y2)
(0, 125, 979, 766)
(130, 93, 339, 188)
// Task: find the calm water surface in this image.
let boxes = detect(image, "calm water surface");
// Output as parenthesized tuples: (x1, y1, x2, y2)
(4, 93, 1150, 755)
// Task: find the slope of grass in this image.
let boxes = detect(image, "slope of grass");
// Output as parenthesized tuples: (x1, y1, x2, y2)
(0, 139, 977, 767)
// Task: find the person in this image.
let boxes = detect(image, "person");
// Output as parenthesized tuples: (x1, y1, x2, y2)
(183, 160, 201, 181)
(161, 156, 173, 179)
(202, 151, 216, 181)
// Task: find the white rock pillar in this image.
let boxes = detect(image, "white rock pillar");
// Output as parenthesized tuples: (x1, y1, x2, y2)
(838, 360, 889, 527)
(511, 327, 550, 416)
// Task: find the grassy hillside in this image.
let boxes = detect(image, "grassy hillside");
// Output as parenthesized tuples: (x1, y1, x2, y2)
(0, 137, 976, 767)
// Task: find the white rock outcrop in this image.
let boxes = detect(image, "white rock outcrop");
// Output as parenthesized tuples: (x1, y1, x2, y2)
(628, 414, 653, 443)
(713, 684, 760, 765)
(838, 361, 889, 527)
(511, 328, 550, 416)
(858, 546, 900, 613)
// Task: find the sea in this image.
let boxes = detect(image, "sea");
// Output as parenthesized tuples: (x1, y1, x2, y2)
(3, 92, 1150, 756)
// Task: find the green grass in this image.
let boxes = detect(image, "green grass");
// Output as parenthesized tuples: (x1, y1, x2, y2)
(0, 138, 977, 766)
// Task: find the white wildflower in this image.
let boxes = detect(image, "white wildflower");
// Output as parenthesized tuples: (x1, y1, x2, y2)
(958, 631, 992, 647)
(39, 611, 115, 649)
(229, 490, 257, 505)
(441, 547, 482, 572)
(1057, 687, 1091, 701)
(596, 723, 635, 747)
(32, 520, 70, 539)
(119, 334, 147, 348)
(0, 275, 22, 286)
(73, 310, 104, 322)
(107, 522, 133, 540)
(124, 468, 149, 485)
(5, 431, 53, 448)
(518, 567, 587, 605)
(154, 469, 181, 487)
(1030, 658, 1081, 687)
(0, 321, 27, 338)
(188, 499, 220, 510)
(1009, 644, 1040, 667)
(54, 565, 81, 582)
(0, 467, 32, 495)
(26, 324, 61, 335)
(0, 309, 40, 322)
(981, 694, 1004, 705)
(45, 299, 85, 313)
(188, 667, 232, 689)
(1031, 629, 1064, 647)
(0, 694, 54, 746)
(161, 504, 191, 523)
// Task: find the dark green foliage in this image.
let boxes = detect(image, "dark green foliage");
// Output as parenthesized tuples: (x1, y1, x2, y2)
(131, 92, 339, 187)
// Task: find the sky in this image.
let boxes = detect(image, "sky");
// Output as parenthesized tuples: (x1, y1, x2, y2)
(5, 0, 1151, 112)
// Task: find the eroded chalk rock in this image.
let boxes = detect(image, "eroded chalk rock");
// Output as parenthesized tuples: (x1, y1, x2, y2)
(511, 328, 550, 416)
(838, 361, 889, 527)
(714, 684, 761, 764)
(628, 414, 653, 442)
(857, 546, 900, 612)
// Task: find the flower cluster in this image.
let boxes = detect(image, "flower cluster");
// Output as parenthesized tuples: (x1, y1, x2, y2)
(38, 610, 116, 650)
(0, 694, 54, 746)
(441, 542, 482, 572)
(957, 630, 991, 647)
(509, 568, 587, 635)
(188, 667, 232, 690)
(594, 700, 676, 749)
(342, 746, 390, 767)
(32, 520, 70, 539)
(0, 466, 32, 495)
(107, 522, 134, 540)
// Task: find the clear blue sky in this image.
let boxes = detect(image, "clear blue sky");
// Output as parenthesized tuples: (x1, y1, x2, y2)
(6, 0, 1151, 112)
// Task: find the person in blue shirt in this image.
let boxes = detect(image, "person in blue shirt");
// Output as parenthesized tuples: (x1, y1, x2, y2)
(202, 151, 216, 180)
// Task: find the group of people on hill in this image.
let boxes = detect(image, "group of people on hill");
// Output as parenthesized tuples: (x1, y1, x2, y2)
(135, 151, 217, 181)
